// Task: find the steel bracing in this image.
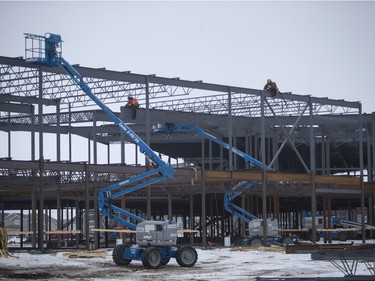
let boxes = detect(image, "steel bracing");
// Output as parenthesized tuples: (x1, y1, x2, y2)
(0, 55, 369, 175)
(1, 56, 359, 115)
(0, 54, 371, 177)
(0, 54, 374, 247)
(0, 55, 366, 142)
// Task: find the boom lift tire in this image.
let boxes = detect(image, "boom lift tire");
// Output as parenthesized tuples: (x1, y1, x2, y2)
(337, 231, 348, 241)
(250, 237, 262, 246)
(112, 245, 131, 266)
(160, 258, 170, 266)
(175, 245, 198, 267)
(141, 247, 162, 269)
(281, 236, 294, 245)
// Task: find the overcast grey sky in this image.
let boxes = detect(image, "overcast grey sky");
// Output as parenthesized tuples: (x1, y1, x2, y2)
(1, 1, 374, 113)
(1, 1, 375, 162)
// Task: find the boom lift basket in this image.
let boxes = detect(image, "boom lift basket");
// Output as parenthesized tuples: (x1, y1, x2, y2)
(24, 33, 62, 65)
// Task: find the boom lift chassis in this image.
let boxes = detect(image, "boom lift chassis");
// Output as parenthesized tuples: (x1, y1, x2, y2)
(24, 33, 198, 269)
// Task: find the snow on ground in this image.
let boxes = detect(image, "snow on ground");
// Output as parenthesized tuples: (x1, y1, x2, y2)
(0, 243, 373, 281)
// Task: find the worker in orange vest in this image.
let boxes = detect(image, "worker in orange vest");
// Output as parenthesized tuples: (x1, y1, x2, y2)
(126, 96, 140, 119)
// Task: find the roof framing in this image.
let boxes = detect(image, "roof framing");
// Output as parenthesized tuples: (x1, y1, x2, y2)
(0, 56, 359, 116)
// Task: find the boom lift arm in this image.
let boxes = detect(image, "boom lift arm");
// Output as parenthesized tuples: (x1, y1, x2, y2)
(224, 181, 258, 223)
(153, 123, 272, 223)
(24, 33, 175, 230)
(155, 123, 269, 170)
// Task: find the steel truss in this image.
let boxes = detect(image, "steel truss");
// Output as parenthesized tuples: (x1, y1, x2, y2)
(0, 55, 368, 177)
(0, 34, 373, 252)
(0, 55, 368, 175)
(1, 56, 359, 116)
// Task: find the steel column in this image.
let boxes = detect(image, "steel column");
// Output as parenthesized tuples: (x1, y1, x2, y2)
(56, 101, 61, 161)
(228, 87, 233, 171)
(201, 137, 207, 248)
(93, 112, 97, 164)
(68, 103, 72, 162)
(261, 91, 267, 245)
(359, 105, 365, 243)
(56, 189, 61, 248)
(85, 164, 90, 249)
(31, 107, 35, 160)
(189, 195, 194, 244)
(309, 97, 317, 243)
(120, 107, 125, 164)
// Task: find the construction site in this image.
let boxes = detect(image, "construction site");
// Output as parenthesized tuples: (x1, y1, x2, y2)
(0, 33, 375, 258)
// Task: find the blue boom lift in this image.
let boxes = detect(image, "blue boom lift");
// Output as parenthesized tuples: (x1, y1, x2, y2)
(154, 123, 298, 246)
(24, 33, 198, 269)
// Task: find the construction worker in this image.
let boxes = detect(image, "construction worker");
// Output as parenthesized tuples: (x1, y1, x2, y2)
(126, 96, 139, 119)
(263, 79, 280, 97)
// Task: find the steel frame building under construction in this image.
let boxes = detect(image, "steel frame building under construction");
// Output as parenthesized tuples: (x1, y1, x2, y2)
(0, 54, 374, 250)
